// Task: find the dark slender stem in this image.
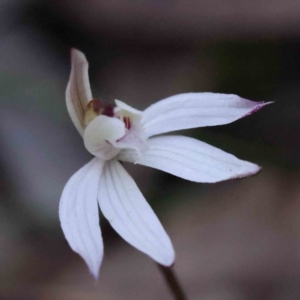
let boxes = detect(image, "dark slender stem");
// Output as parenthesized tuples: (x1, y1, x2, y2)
(157, 264, 188, 300)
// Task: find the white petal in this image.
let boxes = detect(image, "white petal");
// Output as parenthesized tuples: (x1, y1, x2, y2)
(118, 135, 260, 183)
(59, 158, 104, 278)
(83, 115, 125, 160)
(142, 93, 272, 137)
(98, 159, 174, 266)
(66, 49, 92, 136)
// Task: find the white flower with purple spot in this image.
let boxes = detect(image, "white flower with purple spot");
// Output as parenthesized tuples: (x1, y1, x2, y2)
(59, 49, 271, 278)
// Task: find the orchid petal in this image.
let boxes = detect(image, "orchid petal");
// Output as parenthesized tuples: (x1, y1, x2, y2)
(83, 115, 126, 160)
(98, 159, 175, 266)
(59, 158, 104, 278)
(118, 135, 260, 183)
(66, 49, 92, 136)
(142, 93, 272, 137)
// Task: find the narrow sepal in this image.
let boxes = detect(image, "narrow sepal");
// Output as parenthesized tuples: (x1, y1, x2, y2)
(118, 135, 260, 183)
(98, 159, 175, 266)
(142, 92, 272, 137)
(59, 158, 104, 278)
(66, 49, 92, 135)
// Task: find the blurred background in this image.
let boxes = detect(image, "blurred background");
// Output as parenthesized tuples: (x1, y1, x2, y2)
(1, 1, 300, 299)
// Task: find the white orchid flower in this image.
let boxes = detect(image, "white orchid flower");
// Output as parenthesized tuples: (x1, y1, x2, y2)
(59, 49, 270, 279)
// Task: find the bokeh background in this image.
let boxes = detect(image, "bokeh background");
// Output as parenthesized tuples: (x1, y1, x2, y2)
(1, 1, 300, 299)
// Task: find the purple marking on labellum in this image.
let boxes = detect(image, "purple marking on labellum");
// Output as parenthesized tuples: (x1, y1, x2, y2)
(123, 116, 131, 130)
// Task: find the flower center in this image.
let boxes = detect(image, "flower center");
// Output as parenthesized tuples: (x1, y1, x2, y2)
(84, 99, 115, 127)
(83, 99, 148, 162)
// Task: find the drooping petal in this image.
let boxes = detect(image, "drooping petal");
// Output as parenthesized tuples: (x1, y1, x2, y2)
(118, 135, 260, 183)
(66, 49, 92, 136)
(83, 115, 126, 160)
(142, 93, 272, 137)
(59, 158, 104, 278)
(98, 159, 175, 266)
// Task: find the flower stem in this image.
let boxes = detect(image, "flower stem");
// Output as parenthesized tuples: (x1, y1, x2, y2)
(157, 264, 188, 300)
